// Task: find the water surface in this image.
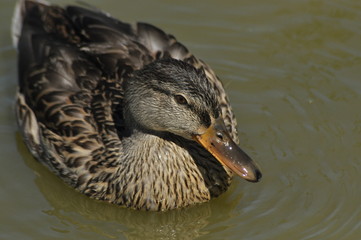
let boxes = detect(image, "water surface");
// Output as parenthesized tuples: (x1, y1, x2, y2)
(1, 0, 361, 239)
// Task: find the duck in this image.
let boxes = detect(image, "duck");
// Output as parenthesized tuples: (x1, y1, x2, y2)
(12, 0, 262, 211)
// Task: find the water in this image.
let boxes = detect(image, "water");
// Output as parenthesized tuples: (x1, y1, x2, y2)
(1, 0, 361, 239)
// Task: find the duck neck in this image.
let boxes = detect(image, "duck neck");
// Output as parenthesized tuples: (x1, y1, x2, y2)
(110, 129, 212, 210)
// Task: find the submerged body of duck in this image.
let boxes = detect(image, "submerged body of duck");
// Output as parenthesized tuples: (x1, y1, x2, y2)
(13, 0, 261, 211)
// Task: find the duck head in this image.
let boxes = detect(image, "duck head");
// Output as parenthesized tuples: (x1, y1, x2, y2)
(123, 58, 262, 182)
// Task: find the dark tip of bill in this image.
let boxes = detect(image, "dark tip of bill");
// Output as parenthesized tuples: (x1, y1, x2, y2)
(248, 169, 262, 183)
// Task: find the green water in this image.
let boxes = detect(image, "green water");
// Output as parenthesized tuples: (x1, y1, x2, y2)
(1, 0, 361, 239)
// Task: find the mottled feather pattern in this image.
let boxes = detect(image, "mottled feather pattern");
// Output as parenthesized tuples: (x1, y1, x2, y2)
(15, 0, 238, 210)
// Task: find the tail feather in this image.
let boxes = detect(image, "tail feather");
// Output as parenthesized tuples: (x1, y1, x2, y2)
(11, 0, 25, 48)
(11, 0, 50, 48)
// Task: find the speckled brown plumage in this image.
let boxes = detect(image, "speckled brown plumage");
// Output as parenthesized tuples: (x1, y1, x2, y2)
(13, 0, 260, 211)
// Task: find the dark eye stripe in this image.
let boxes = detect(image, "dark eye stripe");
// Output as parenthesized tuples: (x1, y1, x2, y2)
(199, 110, 211, 128)
(151, 85, 213, 127)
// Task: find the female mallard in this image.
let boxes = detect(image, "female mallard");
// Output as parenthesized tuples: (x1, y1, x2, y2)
(12, 0, 261, 211)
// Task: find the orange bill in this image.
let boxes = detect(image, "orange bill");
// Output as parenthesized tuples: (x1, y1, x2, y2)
(193, 117, 262, 182)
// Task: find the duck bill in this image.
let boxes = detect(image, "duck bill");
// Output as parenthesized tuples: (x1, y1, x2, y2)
(193, 118, 262, 182)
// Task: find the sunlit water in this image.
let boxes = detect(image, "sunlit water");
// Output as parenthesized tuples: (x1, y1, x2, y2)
(1, 0, 361, 239)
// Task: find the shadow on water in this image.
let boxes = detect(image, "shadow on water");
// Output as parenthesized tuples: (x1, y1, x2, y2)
(15, 132, 245, 239)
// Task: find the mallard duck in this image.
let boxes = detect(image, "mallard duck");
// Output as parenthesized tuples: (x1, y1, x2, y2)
(12, 0, 261, 211)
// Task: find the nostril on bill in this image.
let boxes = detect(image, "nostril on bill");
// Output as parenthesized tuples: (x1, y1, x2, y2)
(216, 132, 224, 140)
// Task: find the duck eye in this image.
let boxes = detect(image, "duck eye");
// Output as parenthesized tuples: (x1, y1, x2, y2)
(174, 95, 188, 105)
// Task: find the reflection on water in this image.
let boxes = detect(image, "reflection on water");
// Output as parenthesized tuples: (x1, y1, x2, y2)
(2, 0, 361, 239)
